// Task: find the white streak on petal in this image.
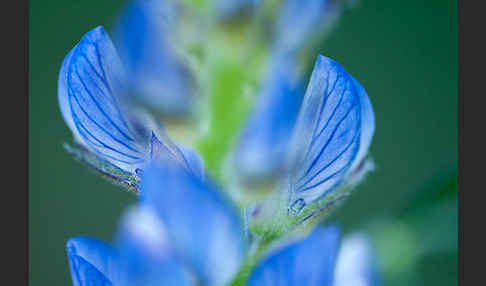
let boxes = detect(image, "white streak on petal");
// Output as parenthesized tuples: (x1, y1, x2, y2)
(333, 233, 377, 286)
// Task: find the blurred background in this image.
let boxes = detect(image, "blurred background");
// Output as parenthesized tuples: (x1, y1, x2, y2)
(30, 0, 457, 285)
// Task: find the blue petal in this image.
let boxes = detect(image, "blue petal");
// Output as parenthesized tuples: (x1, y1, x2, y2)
(114, 206, 194, 286)
(234, 56, 304, 183)
(66, 236, 118, 286)
(288, 55, 374, 210)
(175, 144, 206, 179)
(59, 26, 204, 176)
(68, 256, 112, 286)
(275, 0, 334, 54)
(149, 132, 205, 179)
(248, 226, 340, 286)
(334, 233, 379, 286)
(58, 26, 146, 172)
(114, 0, 196, 116)
(140, 163, 245, 286)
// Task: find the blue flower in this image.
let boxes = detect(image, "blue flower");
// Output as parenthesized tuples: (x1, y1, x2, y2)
(66, 236, 119, 286)
(59, 4, 378, 285)
(228, 0, 355, 188)
(58, 26, 203, 180)
(286, 55, 375, 210)
(58, 26, 142, 171)
(114, 0, 197, 117)
(233, 54, 374, 222)
(139, 163, 246, 286)
(59, 23, 375, 259)
(66, 163, 244, 286)
(66, 163, 378, 285)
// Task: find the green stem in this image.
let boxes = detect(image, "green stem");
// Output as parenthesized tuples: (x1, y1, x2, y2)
(194, 21, 266, 187)
(229, 234, 276, 286)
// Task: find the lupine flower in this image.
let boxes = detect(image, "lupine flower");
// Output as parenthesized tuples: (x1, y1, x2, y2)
(232, 0, 361, 188)
(285, 55, 375, 212)
(113, 0, 198, 118)
(58, 22, 374, 233)
(236, 55, 375, 233)
(58, 21, 374, 236)
(66, 163, 379, 285)
(59, 1, 378, 285)
(66, 163, 244, 286)
(58, 26, 203, 188)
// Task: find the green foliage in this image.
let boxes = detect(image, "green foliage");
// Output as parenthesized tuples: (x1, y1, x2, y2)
(369, 173, 458, 286)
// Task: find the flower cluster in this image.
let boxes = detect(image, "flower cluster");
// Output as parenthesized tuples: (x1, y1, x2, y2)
(58, 0, 377, 285)
(66, 164, 378, 286)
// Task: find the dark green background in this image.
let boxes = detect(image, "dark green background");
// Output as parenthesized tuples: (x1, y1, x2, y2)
(30, 0, 457, 285)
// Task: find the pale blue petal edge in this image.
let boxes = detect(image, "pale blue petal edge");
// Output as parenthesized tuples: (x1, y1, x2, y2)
(247, 225, 340, 286)
(349, 76, 375, 173)
(140, 163, 245, 286)
(59, 47, 80, 141)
